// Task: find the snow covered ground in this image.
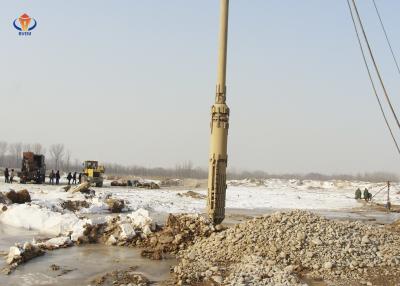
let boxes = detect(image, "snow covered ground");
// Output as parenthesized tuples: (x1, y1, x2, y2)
(0, 177, 399, 237)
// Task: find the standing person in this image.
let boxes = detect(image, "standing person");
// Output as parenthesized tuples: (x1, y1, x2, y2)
(55, 170, 60, 185)
(4, 168, 9, 183)
(67, 172, 72, 185)
(10, 169, 15, 183)
(49, 170, 55, 185)
(355, 188, 361, 200)
(72, 172, 77, 184)
(78, 173, 82, 184)
(363, 188, 370, 201)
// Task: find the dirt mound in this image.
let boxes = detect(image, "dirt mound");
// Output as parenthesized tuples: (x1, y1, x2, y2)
(6, 189, 31, 204)
(61, 200, 90, 212)
(91, 266, 149, 286)
(137, 182, 160, 189)
(110, 181, 128, 187)
(175, 210, 400, 285)
(106, 198, 125, 213)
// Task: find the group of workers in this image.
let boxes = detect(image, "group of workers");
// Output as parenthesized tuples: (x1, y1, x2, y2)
(49, 170, 81, 185)
(66, 172, 81, 185)
(4, 168, 83, 185)
(48, 170, 61, 185)
(355, 188, 372, 201)
(3, 168, 15, 183)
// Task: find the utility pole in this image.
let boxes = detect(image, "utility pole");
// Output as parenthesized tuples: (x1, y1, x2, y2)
(207, 0, 230, 225)
(387, 181, 391, 211)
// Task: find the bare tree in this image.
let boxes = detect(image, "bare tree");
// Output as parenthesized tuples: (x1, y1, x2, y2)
(49, 144, 65, 170)
(33, 143, 46, 155)
(9, 142, 22, 168)
(0, 141, 8, 167)
(64, 150, 71, 171)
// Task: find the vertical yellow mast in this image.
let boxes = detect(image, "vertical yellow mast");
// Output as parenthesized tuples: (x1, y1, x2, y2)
(207, 0, 230, 225)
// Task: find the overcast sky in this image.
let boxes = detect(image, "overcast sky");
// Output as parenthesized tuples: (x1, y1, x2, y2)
(1, 1, 400, 174)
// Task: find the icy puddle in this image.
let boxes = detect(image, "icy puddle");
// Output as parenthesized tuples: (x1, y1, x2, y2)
(0, 224, 175, 286)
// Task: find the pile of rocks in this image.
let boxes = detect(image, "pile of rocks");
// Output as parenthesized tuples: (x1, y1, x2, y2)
(90, 266, 150, 286)
(140, 213, 218, 260)
(175, 210, 400, 285)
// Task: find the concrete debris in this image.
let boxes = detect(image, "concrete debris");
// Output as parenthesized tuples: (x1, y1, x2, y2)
(175, 210, 400, 285)
(6, 189, 31, 204)
(70, 182, 91, 194)
(6, 242, 44, 269)
(39, 236, 73, 250)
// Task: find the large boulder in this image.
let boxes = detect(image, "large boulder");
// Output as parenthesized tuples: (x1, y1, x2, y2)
(6, 189, 31, 204)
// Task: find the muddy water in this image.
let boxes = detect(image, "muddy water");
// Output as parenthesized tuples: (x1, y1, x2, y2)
(0, 224, 175, 286)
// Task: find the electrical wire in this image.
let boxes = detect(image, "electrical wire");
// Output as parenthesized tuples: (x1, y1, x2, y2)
(346, 0, 400, 154)
(372, 0, 400, 76)
(351, 0, 400, 132)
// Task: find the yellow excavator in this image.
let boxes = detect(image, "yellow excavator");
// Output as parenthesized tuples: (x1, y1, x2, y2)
(82, 160, 105, 187)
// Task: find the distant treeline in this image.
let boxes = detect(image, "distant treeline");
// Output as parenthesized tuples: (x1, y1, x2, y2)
(0, 141, 397, 182)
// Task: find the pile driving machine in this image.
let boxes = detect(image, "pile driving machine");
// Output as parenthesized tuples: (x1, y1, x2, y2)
(19, 152, 46, 184)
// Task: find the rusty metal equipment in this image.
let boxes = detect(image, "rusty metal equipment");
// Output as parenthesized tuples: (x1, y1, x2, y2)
(19, 152, 46, 184)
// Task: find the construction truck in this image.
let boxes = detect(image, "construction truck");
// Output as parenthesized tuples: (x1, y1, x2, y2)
(82, 160, 105, 187)
(19, 152, 46, 184)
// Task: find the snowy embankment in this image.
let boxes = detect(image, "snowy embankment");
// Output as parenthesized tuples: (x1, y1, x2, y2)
(0, 177, 399, 237)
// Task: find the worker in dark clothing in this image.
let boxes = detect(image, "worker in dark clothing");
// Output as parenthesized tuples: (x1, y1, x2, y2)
(78, 173, 82, 184)
(363, 188, 371, 201)
(72, 172, 77, 184)
(67, 172, 72, 185)
(55, 170, 61, 185)
(10, 169, 15, 183)
(355, 188, 361, 200)
(4, 168, 9, 183)
(49, 170, 55, 185)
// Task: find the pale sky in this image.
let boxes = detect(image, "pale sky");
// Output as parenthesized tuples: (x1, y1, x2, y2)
(1, 1, 400, 174)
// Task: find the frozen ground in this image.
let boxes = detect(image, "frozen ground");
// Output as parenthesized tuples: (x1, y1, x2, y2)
(1, 177, 399, 236)
(1, 177, 400, 285)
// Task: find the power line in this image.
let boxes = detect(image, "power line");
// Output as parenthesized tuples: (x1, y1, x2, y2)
(346, 0, 400, 154)
(351, 0, 400, 132)
(372, 0, 400, 76)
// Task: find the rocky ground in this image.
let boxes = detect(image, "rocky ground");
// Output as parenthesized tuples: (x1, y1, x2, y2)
(174, 210, 400, 286)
